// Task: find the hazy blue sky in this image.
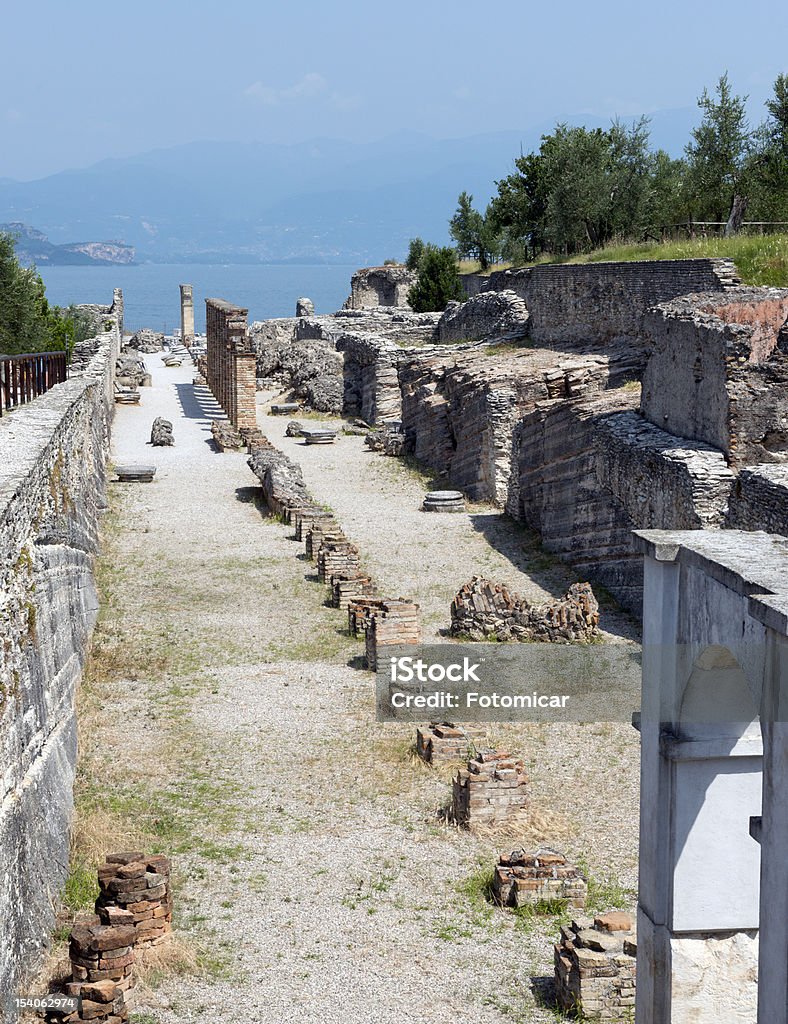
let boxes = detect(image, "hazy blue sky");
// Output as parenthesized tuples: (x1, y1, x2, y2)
(3, 0, 787, 180)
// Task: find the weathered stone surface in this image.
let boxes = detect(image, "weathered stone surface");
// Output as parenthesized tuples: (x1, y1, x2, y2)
(450, 576, 600, 643)
(493, 849, 587, 909)
(437, 289, 529, 344)
(344, 265, 416, 309)
(125, 328, 163, 353)
(554, 916, 637, 1020)
(115, 353, 148, 388)
(296, 297, 315, 317)
(485, 257, 739, 348)
(285, 420, 305, 437)
(641, 287, 788, 466)
(150, 417, 174, 447)
(727, 463, 788, 535)
(0, 292, 122, 999)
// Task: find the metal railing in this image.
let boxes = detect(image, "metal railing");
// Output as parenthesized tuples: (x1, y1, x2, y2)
(0, 351, 68, 417)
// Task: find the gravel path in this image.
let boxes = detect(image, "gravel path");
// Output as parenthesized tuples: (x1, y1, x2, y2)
(97, 359, 641, 1023)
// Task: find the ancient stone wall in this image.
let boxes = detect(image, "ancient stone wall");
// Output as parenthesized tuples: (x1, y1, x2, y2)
(436, 290, 528, 344)
(250, 317, 343, 413)
(485, 257, 740, 347)
(336, 333, 402, 423)
(641, 288, 788, 466)
(345, 265, 416, 309)
(0, 296, 122, 997)
(726, 464, 788, 535)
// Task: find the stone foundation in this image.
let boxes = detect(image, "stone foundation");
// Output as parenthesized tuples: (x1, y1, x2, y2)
(554, 913, 637, 1021)
(330, 573, 377, 609)
(348, 598, 388, 636)
(492, 849, 587, 909)
(452, 749, 529, 828)
(450, 576, 600, 642)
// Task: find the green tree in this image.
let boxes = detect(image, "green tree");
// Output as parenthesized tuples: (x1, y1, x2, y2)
(407, 242, 464, 312)
(0, 231, 81, 356)
(449, 192, 500, 269)
(747, 74, 788, 220)
(685, 72, 750, 223)
(406, 237, 426, 271)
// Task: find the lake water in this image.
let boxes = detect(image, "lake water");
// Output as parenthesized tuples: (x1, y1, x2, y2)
(36, 263, 357, 333)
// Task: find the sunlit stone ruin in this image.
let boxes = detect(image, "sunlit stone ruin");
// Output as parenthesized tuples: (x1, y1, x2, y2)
(3, 253, 788, 1023)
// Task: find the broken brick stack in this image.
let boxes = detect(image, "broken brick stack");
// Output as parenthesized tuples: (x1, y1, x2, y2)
(95, 852, 172, 947)
(331, 573, 377, 609)
(317, 538, 361, 584)
(492, 849, 587, 909)
(416, 722, 474, 765)
(365, 599, 422, 671)
(247, 439, 422, 668)
(450, 576, 600, 642)
(554, 912, 637, 1021)
(452, 749, 529, 827)
(53, 916, 137, 1023)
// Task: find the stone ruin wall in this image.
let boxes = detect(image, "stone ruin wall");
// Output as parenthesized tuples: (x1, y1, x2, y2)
(344, 265, 416, 310)
(336, 262, 788, 613)
(484, 256, 741, 346)
(0, 292, 122, 997)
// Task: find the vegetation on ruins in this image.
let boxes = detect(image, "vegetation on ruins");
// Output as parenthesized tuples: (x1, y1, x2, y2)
(405, 237, 465, 311)
(0, 231, 93, 357)
(450, 72, 788, 264)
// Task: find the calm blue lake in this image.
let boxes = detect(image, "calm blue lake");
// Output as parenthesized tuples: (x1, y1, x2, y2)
(36, 263, 357, 333)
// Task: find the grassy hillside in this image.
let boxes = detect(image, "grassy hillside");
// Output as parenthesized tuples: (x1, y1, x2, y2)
(460, 235, 788, 287)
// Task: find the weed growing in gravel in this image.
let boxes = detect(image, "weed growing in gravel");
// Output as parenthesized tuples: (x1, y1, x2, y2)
(577, 857, 635, 914)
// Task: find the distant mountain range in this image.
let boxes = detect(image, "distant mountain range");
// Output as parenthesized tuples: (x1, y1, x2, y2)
(1, 222, 135, 266)
(0, 111, 698, 265)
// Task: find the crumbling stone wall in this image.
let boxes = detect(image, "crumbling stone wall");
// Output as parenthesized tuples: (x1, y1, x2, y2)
(250, 317, 344, 413)
(436, 289, 529, 344)
(336, 333, 403, 423)
(0, 295, 122, 998)
(450, 577, 600, 642)
(726, 464, 788, 535)
(641, 287, 788, 466)
(345, 265, 416, 309)
(485, 257, 740, 348)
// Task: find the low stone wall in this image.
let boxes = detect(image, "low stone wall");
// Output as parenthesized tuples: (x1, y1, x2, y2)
(0, 294, 122, 997)
(485, 257, 739, 348)
(726, 464, 788, 535)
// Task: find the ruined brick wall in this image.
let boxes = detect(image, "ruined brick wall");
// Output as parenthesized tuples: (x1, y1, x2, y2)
(485, 257, 739, 347)
(205, 298, 255, 430)
(0, 297, 122, 997)
(641, 287, 788, 466)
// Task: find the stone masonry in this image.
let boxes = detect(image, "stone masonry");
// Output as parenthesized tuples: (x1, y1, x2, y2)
(205, 298, 256, 433)
(344, 265, 416, 309)
(95, 852, 173, 947)
(179, 284, 195, 348)
(492, 849, 587, 909)
(0, 292, 122, 999)
(554, 912, 637, 1021)
(450, 576, 600, 642)
(452, 749, 529, 828)
(415, 722, 475, 765)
